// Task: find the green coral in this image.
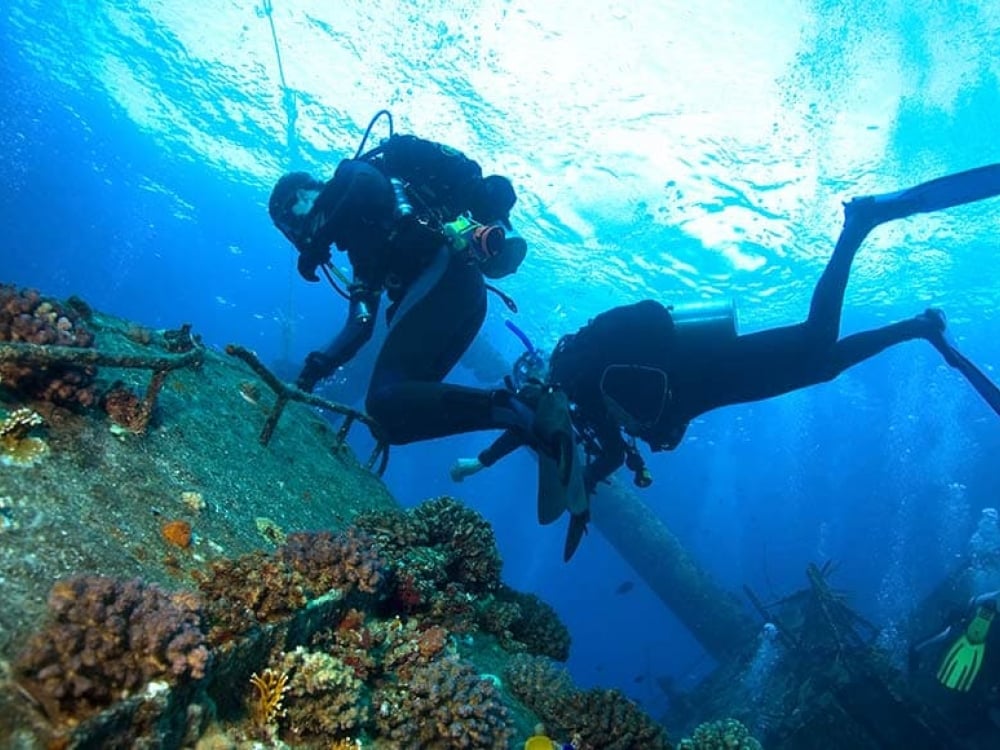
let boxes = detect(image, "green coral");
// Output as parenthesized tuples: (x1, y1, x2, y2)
(679, 718, 762, 749)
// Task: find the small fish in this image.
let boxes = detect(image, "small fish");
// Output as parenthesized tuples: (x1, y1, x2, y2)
(634, 675, 646, 683)
(614, 580, 635, 595)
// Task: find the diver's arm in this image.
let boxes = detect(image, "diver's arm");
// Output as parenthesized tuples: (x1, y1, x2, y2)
(479, 429, 527, 467)
(295, 284, 381, 392)
(909, 623, 956, 673)
(971, 590, 1000, 607)
(913, 624, 955, 654)
(450, 429, 526, 483)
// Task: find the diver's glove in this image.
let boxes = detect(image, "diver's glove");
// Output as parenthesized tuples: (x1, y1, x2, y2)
(625, 449, 653, 488)
(450, 458, 484, 483)
(296, 351, 334, 392)
(296, 246, 331, 282)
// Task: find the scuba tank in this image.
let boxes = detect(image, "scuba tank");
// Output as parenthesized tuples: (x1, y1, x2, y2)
(669, 298, 738, 351)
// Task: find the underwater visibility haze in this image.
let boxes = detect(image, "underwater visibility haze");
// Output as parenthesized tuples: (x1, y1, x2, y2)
(2, 0, 1000, 746)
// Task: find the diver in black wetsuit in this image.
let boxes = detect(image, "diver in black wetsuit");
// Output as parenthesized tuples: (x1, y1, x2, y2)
(267, 112, 573, 467)
(454, 164, 1000, 536)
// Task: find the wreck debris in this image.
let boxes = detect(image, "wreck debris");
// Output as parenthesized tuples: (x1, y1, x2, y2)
(225, 344, 389, 475)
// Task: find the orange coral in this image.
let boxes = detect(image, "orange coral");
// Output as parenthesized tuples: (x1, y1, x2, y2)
(249, 668, 288, 729)
(161, 520, 192, 549)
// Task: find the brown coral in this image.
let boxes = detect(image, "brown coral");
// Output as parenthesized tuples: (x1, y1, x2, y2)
(413, 496, 504, 592)
(372, 655, 511, 749)
(194, 551, 305, 644)
(679, 718, 762, 749)
(14, 575, 209, 723)
(505, 653, 670, 750)
(480, 586, 571, 661)
(276, 528, 386, 597)
(102, 382, 151, 434)
(0, 284, 97, 406)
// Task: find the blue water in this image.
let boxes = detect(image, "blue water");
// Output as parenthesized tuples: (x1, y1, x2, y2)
(3, 0, 1000, 718)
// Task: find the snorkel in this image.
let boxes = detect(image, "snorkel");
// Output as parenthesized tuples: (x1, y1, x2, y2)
(505, 320, 548, 390)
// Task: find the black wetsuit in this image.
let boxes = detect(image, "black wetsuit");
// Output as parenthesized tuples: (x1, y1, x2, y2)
(478, 164, 1000, 493)
(290, 137, 532, 445)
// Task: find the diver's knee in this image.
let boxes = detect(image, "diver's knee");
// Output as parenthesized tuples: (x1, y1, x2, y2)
(365, 386, 394, 423)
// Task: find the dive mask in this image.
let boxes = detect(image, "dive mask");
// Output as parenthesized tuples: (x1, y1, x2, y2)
(600, 364, 669, 436)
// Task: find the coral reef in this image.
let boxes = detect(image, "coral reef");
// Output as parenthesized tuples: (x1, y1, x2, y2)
(355, 498, 540, 641)
(0, 406, 48, 467)
(6, 502, 670, 749)
(479, 586, 572, 661)
(276, 529, 385, 597)
(0, 284, 97, 406)
(195, 550, 306, 644)
(101, 380, 160, 434)
(13, 575, 209, 723)
(278, 646, 365, 742)
(505, 653, 671, 750)
(194, 530, 387, 645)
(678, 718, 762, 749)
(372, 654, 511, 749)
(413, 496, 504, 592)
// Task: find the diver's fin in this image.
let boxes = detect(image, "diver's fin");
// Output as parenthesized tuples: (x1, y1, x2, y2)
(929, 333, 1000, 418)
(846, 163, 1000, 229)
(564, 441, 588, 517)
(937, 634, 986, 692)
(537, 453, 567, 525)
(537, 439, 587, 526)
(533, 387, 575, 486)
(563, 509, 590, 562)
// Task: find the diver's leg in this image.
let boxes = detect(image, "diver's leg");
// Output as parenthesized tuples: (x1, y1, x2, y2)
(819, 313, 942, 377)
(773, 310, 1000, 418)
(806, 163, 1000, 342)
(365, 248, 495, 443)
(671, 313, 939, 416)
(365, 248, 550, 445)
(846, 163, 1000, 226)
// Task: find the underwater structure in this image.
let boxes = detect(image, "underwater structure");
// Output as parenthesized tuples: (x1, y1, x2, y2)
(590, 483, 758, 663)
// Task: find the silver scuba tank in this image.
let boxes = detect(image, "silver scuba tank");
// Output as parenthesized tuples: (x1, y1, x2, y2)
(669, 298, 738, 350)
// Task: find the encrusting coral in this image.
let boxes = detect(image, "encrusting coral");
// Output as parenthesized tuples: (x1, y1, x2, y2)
(13, 575, 210, 724)
(0, 406, 48, 467)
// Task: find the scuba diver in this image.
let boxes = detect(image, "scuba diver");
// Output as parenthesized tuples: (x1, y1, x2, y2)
(910, 591, 1000, 693)
(268, 110, 577, 487)
(453, 163, 1000, 561)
